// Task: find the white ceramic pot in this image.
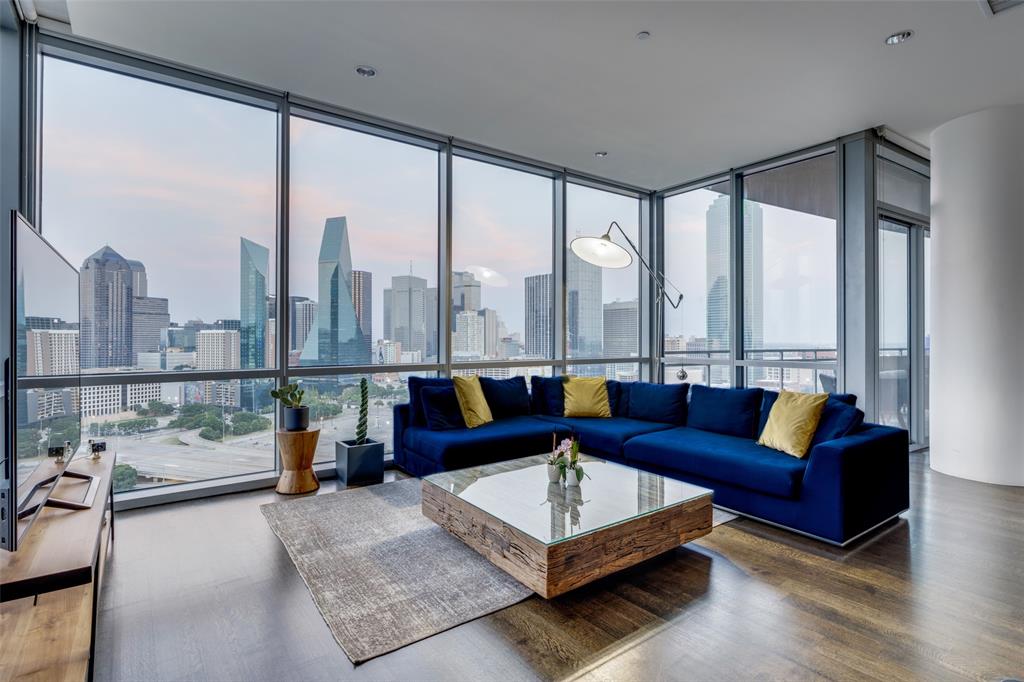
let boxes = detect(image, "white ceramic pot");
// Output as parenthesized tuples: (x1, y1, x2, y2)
(547, 464, 562, 483)
(566, 468, 581, 487)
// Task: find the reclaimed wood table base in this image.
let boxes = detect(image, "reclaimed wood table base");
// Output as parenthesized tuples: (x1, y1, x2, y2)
(275, 428, 321, 495)
(421, 455, 713, 599)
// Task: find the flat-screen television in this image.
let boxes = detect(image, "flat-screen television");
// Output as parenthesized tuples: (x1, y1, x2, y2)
(2, 211, 81, 551)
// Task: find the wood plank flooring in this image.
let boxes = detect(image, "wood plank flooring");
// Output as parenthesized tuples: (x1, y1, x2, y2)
(94, 453, 1024, 681)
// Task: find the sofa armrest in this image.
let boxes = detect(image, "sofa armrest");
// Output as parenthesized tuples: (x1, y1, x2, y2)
(801, 423, 909, 542)
(393, 403, 411, 470)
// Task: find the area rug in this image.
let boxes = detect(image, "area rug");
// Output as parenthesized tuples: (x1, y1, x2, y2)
(261, 477, 739, 664)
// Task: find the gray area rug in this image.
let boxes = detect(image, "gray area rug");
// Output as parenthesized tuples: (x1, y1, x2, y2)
(262, 477, 739, 664)
(260, 478, 533, 664)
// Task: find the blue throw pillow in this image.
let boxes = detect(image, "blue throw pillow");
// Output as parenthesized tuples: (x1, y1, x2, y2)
(811, 400, 865, 447)
(614, 382, 632, 417)
(831, 392, 858, 406)
(480, 376, 530, 419)
(688, 385, 763, 438)
(420, 386, 466, 431)
(627, 382, 689, 425)
(606, 380, 622, 416)
(408, 376, 453, 427)
(758, 390, 861, 436)
(530, 376, 565, 416)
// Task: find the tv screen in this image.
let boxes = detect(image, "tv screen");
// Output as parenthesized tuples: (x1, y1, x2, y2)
(2, 211, 81, 551)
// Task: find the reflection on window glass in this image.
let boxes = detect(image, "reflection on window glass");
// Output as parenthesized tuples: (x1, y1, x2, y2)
(743, 154, 837, 391)
(451, 156, 553, 362)
(75, 379, 276, 493)
(39, 57, 278, 372)
(878, 222, 910, 429)
(16, 387, 82, 481)
(566, 184, 640, 360)
(289, 117, 439, 367)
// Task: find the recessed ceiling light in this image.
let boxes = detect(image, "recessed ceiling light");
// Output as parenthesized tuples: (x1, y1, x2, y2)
(594, 151, 608, 159)
(885, 30, 913, 46)
(355, 65, 377, 78)
(636, 30, 651, 40)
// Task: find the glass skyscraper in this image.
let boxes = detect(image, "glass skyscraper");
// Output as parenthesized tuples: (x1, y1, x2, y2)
(80, 245, 134, 369)
(240, 237, 269, 369)
(524, 273, 552, 358)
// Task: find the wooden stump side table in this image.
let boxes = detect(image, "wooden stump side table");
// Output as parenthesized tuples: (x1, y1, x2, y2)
(276, 427, 321, 494)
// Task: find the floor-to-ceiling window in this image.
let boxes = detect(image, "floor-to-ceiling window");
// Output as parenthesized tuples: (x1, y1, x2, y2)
(878, 220, 911, 430)
(34, 56, 279, 493)
(662, 180, 732, 387)
(742, 153, 838, 392)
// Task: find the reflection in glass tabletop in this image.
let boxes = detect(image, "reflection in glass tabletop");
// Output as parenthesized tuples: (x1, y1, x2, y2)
(422, 454, 712, 546)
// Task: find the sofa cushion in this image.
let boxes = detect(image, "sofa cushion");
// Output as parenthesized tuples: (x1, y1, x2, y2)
(536, 415, 674, 459)
(403, 416, 568, 471)
(624, 426, 808, 498)
(530, 376, 565, 416)
(757, 391, 829, 458)
(627, 382, 689, 425)
(687, 385, 763, 438)
(563, 377, 612, 418)
(758, 390, 864, 444)
(453, 375, 494, 428)
(479, 376, 530, 419)
(606, 381, 632, 417)
(420, 386, 466, 431)
(408, 377, 453, 427)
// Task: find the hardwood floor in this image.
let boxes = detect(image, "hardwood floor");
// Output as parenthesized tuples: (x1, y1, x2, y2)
(94, 453, 1023, 681)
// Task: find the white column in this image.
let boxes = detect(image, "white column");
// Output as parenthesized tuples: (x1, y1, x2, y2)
(930, 105, 1024, 486)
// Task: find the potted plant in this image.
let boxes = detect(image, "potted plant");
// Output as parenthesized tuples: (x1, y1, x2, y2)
(335, 378, 385, 486)
(563, 437, 587, 487)
(271, 383, 308, 431)
(547, 434, 569, 483)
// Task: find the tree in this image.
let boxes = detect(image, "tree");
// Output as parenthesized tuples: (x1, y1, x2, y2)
(198, 426, 223, 442)
(112, 463, 138, 492)
(230, 412, 271, 435)
(136, 400, 174, 417)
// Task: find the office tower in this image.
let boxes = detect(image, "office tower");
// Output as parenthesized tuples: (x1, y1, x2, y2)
(265, 319, 276, 367)
(477, 307, 499, 358)
(453, 310, 484, 358)
(126, 259, 147, 297)
(25, 388, 75, 423)
(137, 350, 196, 371)
(131, 296, 170, 363)
(382, 289, 392, 344)
(80, 245, 134, 370)
(197, 329, 240, 370)
(240, 237, 269, 369)
(424, 287, 438, 360)
(79, 384, 123, 418)
(24, 316, 73, 331)
(125, 383, 162, 409)
(266, 294, 277, 322)
(376, 339, 401, 364)
(351, 270, 372, 362)
(566, 251, 603, 357)
(300, 217, 366, 365)
(498, 337, 520, 359)
(292, 299, 318, 353)
(215, 319, 241, 331)
(452, 271, 481, 314)
(603, 299, 639, 357)
(524, 273, 552, 357)
(385, 275, 428, 358)
(25, 329, 79, 376)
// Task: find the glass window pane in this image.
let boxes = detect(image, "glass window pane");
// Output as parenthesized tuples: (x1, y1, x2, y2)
(924, 233, 931, 440)
(877, 156, 929, 216)
(289, 117, 439, 367)
(567, 363, 640, 382)
(77, 379, 275, 493)
(664, 364, 731, 388)
(566, 184, 640, 359)
(451, 157, 553, 361)
(878, 222, 910, 429)
(743, 154, 837, 386)
(39, 57, 278, 372)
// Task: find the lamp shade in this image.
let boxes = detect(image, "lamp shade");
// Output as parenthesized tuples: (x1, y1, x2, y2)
(569, 234, 633, 269)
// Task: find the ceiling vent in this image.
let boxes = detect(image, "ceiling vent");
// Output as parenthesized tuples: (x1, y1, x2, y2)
(981, 0, 1024, 15)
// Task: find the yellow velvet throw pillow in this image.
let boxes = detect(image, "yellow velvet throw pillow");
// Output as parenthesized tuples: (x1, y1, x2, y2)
(757, 391, 829, 458)
(563, 376, 612, 418)
(452, 375, 494, 428)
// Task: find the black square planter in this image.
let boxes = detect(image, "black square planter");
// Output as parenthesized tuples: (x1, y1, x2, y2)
(335, 439, 385, 486)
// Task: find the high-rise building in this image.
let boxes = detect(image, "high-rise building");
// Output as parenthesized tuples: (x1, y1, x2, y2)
(452, 271, 481, 314)
(477, 308, 500, 358)
(25, 329, 79, 376)
(266, 294, 277, 322)
(291, 299, 318, 353)
(453, 310, 485, 358)
(376, 339, 401, 364)
(131, 295, 170, 364)
(566, 251, 603, 357)
(265, 319, 276, 367)
(197, 329, 240, 370)
(300, 217, 367, 365)
(126, 259, 148, 297)
(351, 270, 372, 362)
(240, 237, 269, 369)
(80, 245, 134, 370)
(424, 287, 438, 361)
(603, 299, 639, 357)
(384, 275, 428, 359)
(24, 316, 74, 331)
(137, 350, 197, 371)
(125, 383, 162, 409)
(524, 273, 552, 357)
(79, 384, 123, 418)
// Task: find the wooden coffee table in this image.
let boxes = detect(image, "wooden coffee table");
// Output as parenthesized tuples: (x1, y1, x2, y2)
(421, 454, 713, 598)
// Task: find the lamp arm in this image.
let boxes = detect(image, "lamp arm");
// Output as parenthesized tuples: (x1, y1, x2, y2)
(604, 221, 684, 309)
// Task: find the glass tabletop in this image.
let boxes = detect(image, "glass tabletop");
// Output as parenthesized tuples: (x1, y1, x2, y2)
(422, 454, 712, 546)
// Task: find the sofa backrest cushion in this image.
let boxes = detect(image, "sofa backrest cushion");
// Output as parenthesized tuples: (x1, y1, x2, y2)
(606, 381, 631, 417)
(688, 385, 763, 438)
(530, 375, 566, 416)
(627, 382, 689, 425)
(758, 390, 863, 441)
(420, 386, 467, 431)
(480, 376, 531, 419)
(408, 376, 454, 427)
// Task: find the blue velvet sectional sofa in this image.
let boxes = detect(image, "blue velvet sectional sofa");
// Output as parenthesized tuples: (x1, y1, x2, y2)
(394, 376, 909, 546)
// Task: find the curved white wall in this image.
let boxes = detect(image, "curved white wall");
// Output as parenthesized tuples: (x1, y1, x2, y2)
(930, 105, 1024, 486)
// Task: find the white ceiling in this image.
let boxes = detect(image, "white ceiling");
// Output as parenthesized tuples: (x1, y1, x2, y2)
(64, 0, 1024, 189)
